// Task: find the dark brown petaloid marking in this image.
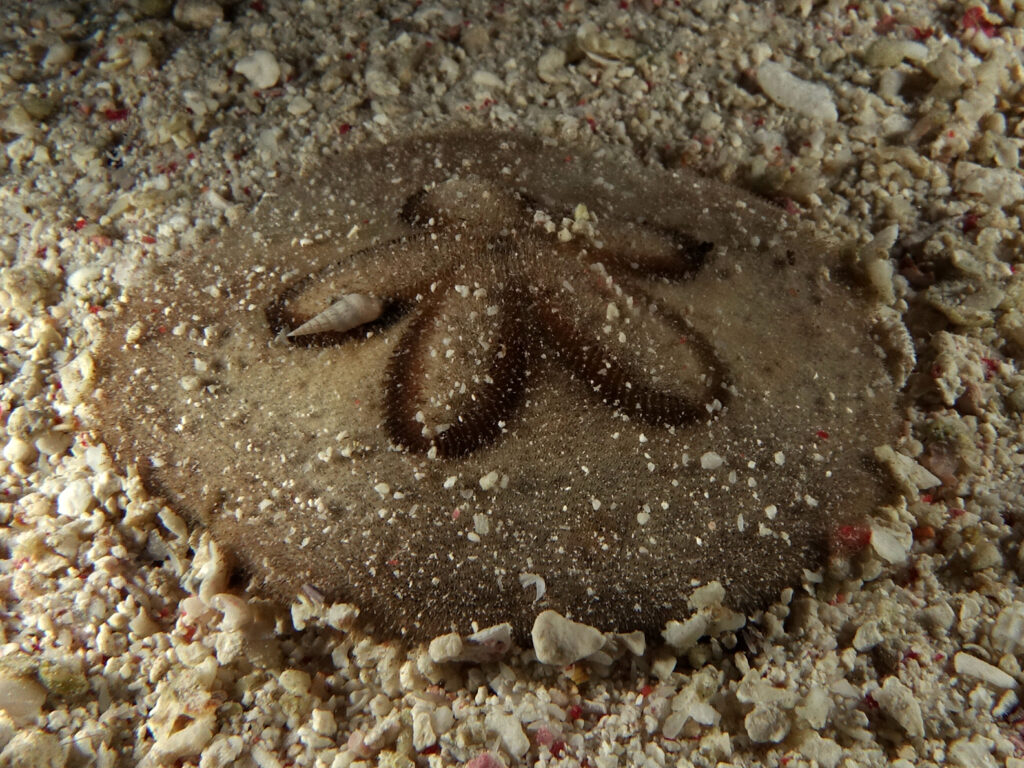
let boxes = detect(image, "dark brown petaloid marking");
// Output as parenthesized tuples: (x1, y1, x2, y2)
(383, 278, 530, 459)
(95, 130, 902, 641)
(283, 185, 726, 457)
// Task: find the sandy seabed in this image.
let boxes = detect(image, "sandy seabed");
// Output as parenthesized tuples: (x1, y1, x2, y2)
(1, 0, 1023, 766)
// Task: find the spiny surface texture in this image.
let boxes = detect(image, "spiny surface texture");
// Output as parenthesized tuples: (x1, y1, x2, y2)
(97, 130, 900, 640)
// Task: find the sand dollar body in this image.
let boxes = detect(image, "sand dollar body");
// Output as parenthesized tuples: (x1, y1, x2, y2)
(97, 130, 900, 639)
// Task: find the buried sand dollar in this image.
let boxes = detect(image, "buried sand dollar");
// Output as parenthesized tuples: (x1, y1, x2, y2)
(97, 130, 902, 640)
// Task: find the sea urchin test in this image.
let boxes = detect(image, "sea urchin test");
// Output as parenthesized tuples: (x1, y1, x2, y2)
(97, 130, 901, 640)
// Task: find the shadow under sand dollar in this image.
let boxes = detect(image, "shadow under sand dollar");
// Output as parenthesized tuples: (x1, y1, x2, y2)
(95, 129, 902, 641)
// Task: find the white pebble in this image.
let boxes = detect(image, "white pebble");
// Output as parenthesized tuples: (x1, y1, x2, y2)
(124, 321, 146, 344)
(60, 351, 96, 405)
(953, 652, 1017, 689)
(688, 581, 726, 609)
(471, 70, 505, 89)
(661, 711, 687, 739)
(853, 621, 884, 651)
(129, 610, 159, 638)
(173, 0, 223, 28)
(6, 135, 35, 163)
(864, 39, 929, 67)
(798, 732, 843, 768)
(2, 437, 37, 464)
(756, 61, 837, 122)
(428, 632, 463, 663)
(955, 162, 1024, 207)
(235, 50, 281, 90)
(365, 69, 399, 98)
(311, 709, 337, 737)
(209, 593, 253, 631)
(67, 264, 104, 295)
(873, 445, 941, 490)
(464, 623, 513, 661)
(873, 676, 924, 737)
(670, 686, 721, 731)
(180, 595, 212, 622)
(149, 713, 216, 765)
(994, 689, 1019, 718)
(0, 676, 46, 727)
(744, 703, 790, 743)
(700, 451, 723, 470)
(287, 96, 313, 116)
(57, 478, 96, 517)
(0, 731, 64, 768)
(870, 523, 911, 565)
(690, 700, 720, 727)
(651, 652, 677, 680)
(35, 430, 72, 457)
(919, 601, 954, 633)
(92, 471, 122, 500)
(992, 603, 1024, 654)
(198, 735, 244, 768)
(662, 614, 709, 653)
(176, 640, 212, 667)
(537, 48, 568, 84)
(948, 736, 999, 768)
(325, 603, 360, 630)
(432, 706, 455, 735)
(616, 631, 645, 656)
(196, 540, 230, 604)
(412, 710, 436, 751)
(279, 669, 311, 695)
(42, 41, 75, 69)
(484, 711, 529, 758)
(859, 224, 899, 305)
(531, 610, 605, 666)
(795, 688, 831, 730)
(2, 107, 35, 138)
(132, 41, 154, 72)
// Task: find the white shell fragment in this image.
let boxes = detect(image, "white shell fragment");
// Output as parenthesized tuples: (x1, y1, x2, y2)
(953, 652, 1017, 689)
(0, 675, 46, 727)
(235, 49, 281, 89)
(756, 60, 838, 123)
(873, 676, 925, 737)
(287, 293, 384, 337)
(484, 711, 530, 758)
(531, 609, 605, 666)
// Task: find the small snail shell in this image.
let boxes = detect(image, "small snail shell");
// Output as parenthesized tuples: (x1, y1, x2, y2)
(288, 293, 384, 337)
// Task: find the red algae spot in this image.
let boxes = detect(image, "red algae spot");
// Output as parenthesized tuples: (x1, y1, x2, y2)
(95, 130, 901, 640)
(832, 524, 874, 556)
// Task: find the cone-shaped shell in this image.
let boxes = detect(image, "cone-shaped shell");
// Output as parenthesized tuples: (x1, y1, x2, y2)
(287, 293, 383, 337)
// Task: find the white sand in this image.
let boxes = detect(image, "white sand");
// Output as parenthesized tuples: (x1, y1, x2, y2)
(1, 1, 1022, 766)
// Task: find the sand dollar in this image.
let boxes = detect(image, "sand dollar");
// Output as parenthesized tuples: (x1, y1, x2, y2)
(96, 130, 901, 640)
